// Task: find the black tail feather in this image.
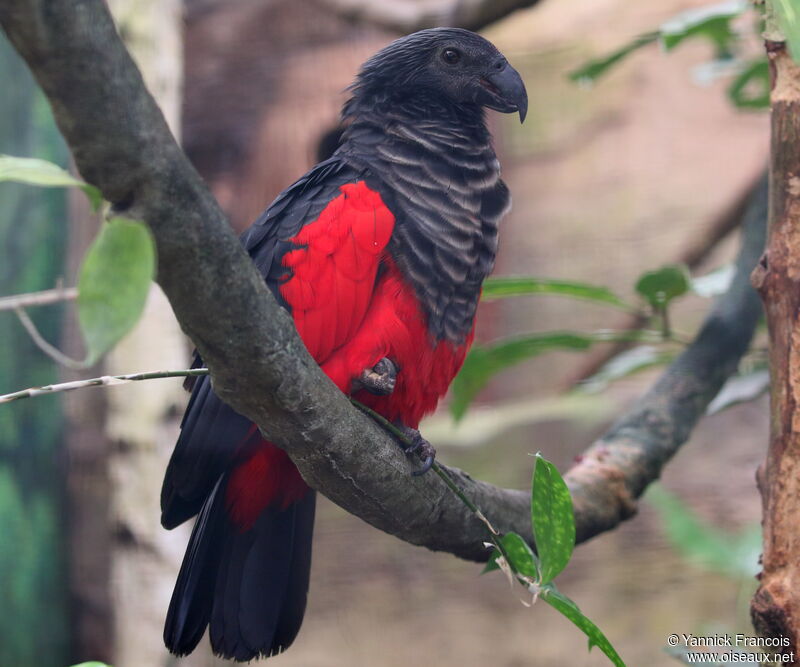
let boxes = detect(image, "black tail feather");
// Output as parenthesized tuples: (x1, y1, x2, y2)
(164, 477, 316, 660)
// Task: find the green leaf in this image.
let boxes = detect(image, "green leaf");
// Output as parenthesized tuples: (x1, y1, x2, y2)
(0, 155, 102, 210)
(646, 485, 760, 579)
(660, 1, 746, 55)
(77, 218, 155, 364)
(635, 264, 691, 308)
(531, 455, 575, 584)
(501, 532, 540, 579)
(569, 32, 659, 84)
(69, 663, 113, 667)
(727, 59, 770, 110)
(451, 330, 657, 420)
(482, 533, 539, 579)
(482, 277, 632, 309)
(773, 0, 800, 62)
(540, 584, 627, 667)
(482, 549, 501, 574)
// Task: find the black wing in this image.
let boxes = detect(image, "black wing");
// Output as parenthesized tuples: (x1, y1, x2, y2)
(161, 157, 364, 528)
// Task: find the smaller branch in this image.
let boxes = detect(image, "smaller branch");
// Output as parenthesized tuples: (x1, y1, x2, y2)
(0, 367, 210, 404)
(315, 0, 544, 34)
(564, 168, 767, 388)
(0, 285, 77, 312)
(14, 306, 86, 369)
(565, 171, 767, 543)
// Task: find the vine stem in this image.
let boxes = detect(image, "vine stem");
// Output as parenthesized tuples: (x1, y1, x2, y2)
(349, 397, 510, 562)
(14, 306, 87, 369)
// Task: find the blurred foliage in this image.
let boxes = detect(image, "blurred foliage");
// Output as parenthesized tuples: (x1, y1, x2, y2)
(648, 486, 761, 665)
(771, 0, 800, 61)
(727, 58, 770, 109)
(659, 1, 744, 54)
(570, 0, 769, 111)
(569, 32, 660, 84)
(451, 329, 659, 420)
(482, 276, 632, 309)
(635, 265, 691, 309)
(454, 259, 744, 418)
(646, 485, 761, 580)
(0, 34, 69, 667)
(484, 455, 627, 667)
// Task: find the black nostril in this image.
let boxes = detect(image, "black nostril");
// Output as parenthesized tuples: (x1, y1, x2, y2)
(494, 60, 505, 71)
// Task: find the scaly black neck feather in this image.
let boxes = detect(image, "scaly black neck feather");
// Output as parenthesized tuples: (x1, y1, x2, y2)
(337, 94, 510, 344)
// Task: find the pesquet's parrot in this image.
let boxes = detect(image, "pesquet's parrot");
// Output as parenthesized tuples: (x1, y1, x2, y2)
(161, 27, 527, 661)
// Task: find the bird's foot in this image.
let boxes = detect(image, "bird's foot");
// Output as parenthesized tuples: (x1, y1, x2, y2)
(398, 425, 436, 476)
(355, 357, 397, 396)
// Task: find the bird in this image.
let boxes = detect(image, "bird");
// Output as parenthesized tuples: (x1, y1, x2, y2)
(161, 27, 527, 661)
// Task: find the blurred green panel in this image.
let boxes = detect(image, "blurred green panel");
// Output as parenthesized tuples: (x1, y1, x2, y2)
(0, 34, 69, 666)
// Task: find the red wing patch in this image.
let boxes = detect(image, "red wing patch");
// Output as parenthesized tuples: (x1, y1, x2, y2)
(225, 434, 308, 531)
(279, 181, 395, 364)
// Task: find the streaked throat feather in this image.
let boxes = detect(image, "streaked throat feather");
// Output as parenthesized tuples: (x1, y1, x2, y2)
(339, 95, 510, 343)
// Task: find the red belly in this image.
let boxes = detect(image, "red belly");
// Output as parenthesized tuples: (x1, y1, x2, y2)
(226, 257, 472, 529)
(322, 257, 473, 428)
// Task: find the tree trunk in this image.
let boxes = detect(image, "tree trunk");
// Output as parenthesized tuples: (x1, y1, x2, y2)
(750, 34, 800, 660)
(60, 2, 187, 663)
(104, 1, 190, 665)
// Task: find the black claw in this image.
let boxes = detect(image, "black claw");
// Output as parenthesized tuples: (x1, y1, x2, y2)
(403, 437, 422, 455)
(396, 425, 436, 476)
(412, 454, 435, 476)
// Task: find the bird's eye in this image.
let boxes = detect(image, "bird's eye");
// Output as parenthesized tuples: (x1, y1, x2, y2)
(441, 48, 461, 65)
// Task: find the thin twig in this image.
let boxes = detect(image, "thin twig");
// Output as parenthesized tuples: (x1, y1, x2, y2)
(0, 368, 509, 554)
(0, 367, 210, 404)
(0, 285, 77, 311)
(14, 306, 86, 369)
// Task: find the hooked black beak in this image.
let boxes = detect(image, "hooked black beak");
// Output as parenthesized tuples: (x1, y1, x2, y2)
(481, 61, 528, 123)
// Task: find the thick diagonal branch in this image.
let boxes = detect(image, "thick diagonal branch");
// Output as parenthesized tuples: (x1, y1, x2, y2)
(0, 0, 765, 562)
(567, 174, 766, 543)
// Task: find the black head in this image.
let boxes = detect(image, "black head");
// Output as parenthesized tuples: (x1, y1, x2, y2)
(348, 28, 528, 122)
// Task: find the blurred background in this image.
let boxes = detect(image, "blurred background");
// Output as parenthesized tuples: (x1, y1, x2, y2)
(0, 0, 770, 665)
